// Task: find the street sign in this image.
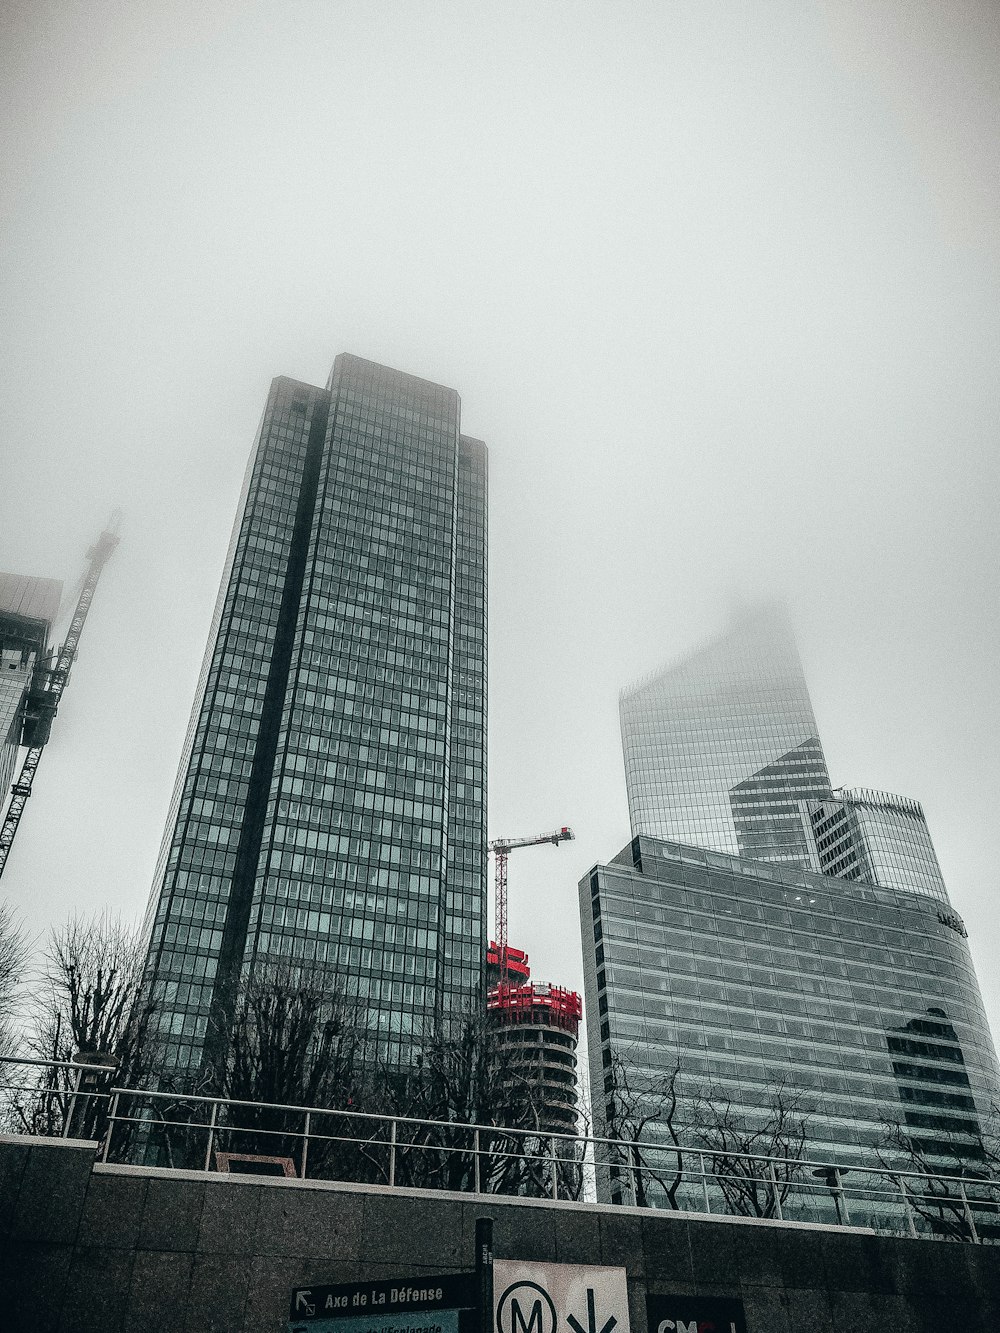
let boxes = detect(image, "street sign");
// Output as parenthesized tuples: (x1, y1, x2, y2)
(493, 1261, 630, 1333)
(646, 1294, 746, 1333)
(289, 1274, 479, 1333)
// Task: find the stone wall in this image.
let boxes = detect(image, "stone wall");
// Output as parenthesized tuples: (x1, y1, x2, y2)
(2, 1134, 999, 1332)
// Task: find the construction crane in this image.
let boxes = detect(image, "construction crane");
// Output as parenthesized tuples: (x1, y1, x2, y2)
(489, 826, 575, 982)
(0, 516, 121, 882)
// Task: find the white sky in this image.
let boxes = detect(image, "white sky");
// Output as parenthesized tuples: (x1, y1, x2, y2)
(1, 2, 998, 1045)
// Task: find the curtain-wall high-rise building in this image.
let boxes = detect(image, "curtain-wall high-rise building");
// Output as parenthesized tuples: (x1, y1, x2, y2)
(619, 605, 833, 868)
(143, 354, 487, 1071)
(583, 606, 1000, 1205)
(581, 835, 1000, 1198)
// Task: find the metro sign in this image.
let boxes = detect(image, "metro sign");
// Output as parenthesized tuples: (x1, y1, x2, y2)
(493, 1261, 630, 1333)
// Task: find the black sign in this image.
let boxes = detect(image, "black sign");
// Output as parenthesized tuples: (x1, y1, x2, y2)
(646, 1294, 746, 1333)
(291, 1274, 478, 1322)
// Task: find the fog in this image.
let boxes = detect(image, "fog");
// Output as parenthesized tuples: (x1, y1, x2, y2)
(1, 2, 998, 1037)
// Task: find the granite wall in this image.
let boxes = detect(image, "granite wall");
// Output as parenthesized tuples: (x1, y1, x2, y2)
(2, 1134, 999, 1333)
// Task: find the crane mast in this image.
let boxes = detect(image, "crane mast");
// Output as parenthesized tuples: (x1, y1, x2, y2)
(488, 825, 574, 981)
(0, 518, 120, 882)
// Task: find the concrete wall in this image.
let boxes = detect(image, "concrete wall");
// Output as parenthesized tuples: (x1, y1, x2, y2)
(2, 1134, 999, 1333)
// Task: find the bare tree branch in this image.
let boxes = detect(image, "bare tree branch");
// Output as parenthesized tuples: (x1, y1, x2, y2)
(602, 1047, 686, 1209)
(694, 1084, 813, 1219)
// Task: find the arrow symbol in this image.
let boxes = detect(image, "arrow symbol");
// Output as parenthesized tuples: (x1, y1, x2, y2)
(296, 1291, 316, 1315)
(567, 1288, 617, 1333)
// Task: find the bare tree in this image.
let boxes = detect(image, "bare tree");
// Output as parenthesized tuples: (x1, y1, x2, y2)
(0, 902, 27, 1060)
(876, 1108, 1000, 1241)
(694, 1085, 812, 1219)
(159, 960, 375, 1176)
(15, 913, 156, 1140)
(364, 1010, 555, 1195)
(602, 1048, 686, 1209)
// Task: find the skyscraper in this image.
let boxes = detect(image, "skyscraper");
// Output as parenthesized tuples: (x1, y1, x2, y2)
(143, 354, 487, 1072)
(581, 607, 1000, 1205)
(804, 788, 949, 902)
(619, 605, 833, 867)
(581, 835, 999, 1198)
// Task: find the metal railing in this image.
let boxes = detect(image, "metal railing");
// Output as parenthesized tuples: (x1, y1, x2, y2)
(3, 1055, 998, 1242)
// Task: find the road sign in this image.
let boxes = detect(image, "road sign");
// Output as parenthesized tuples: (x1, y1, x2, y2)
(493, 1261, 630, 1333)
(289, 1274, 478, 1333)
(646, 1294, 746, 1333)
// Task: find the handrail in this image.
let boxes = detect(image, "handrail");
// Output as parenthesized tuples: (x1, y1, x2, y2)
(94, 1080, 999, 1189)
(2, 1055, 998, 1243)
(0, 1055, 120, 1075)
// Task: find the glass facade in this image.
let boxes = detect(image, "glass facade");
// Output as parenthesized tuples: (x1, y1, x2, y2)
(807, 789, 949, 904)
(143, 355, 487, 1071)
(580, 835, 1000, 1191)
(619, 605, 833, 868)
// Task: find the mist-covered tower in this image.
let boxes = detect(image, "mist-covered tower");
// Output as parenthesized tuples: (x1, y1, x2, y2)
(143, 354, 487, 1071)
(619, 605, 833, 867)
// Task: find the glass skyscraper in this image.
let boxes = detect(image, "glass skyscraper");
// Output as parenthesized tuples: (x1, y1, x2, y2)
(580, 836, 999, 1195)
(143, 354, 487, 1072)
(619, 605, 833, 868)
(805, 788, 949, 903)
(584, 606, 1000, 1205)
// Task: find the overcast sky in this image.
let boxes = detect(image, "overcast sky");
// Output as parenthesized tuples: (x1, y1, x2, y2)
(1, 2, 998, 1042)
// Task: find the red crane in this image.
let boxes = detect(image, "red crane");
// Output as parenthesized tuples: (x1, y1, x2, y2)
(0, 518, 120, 882)
(488, 826, 575, 980)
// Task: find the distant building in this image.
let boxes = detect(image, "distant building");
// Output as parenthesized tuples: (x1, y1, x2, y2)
(580, 835, 999, 1197)
(487, 942, 581, 1134)
(0, 573, 61, 808)
(804, 788, 949, 903)
(619, 605, 833, 868)
(143, 355, 487, 1072)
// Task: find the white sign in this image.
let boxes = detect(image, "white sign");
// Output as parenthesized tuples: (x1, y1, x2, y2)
(493, 1261, 630, 1333)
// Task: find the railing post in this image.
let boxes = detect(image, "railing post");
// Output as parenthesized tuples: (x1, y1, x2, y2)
(101, 1092, 120, 1163)
(831, 1167, 850, 1226)
(62, 1064, 83, 1138)
(474, 1129, 482, 1194)
(301, 1111, 311, 1180)
(389, 1118, 397, 1188)
(768, 1161, 784, 1222)
(958, 1181, 979, 1243)
(203, 1100, 218, 1173)
(550, 1135, 559, 1201)
(896, 1176, 918, 1239)
(699, 1152, 711, 1213)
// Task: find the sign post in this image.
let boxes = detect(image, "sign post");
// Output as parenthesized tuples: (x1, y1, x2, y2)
(476, 1217, 494, 1333)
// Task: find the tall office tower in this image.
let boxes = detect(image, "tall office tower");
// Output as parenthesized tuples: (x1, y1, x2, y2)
(804, 788, 949, 903)
(585, 608, 999, 1207)
(0, 574, 61, 806)
(144, 354, 488, 1072)
(581, 835, 1000, 1204)
(620, 605, 833, 868)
